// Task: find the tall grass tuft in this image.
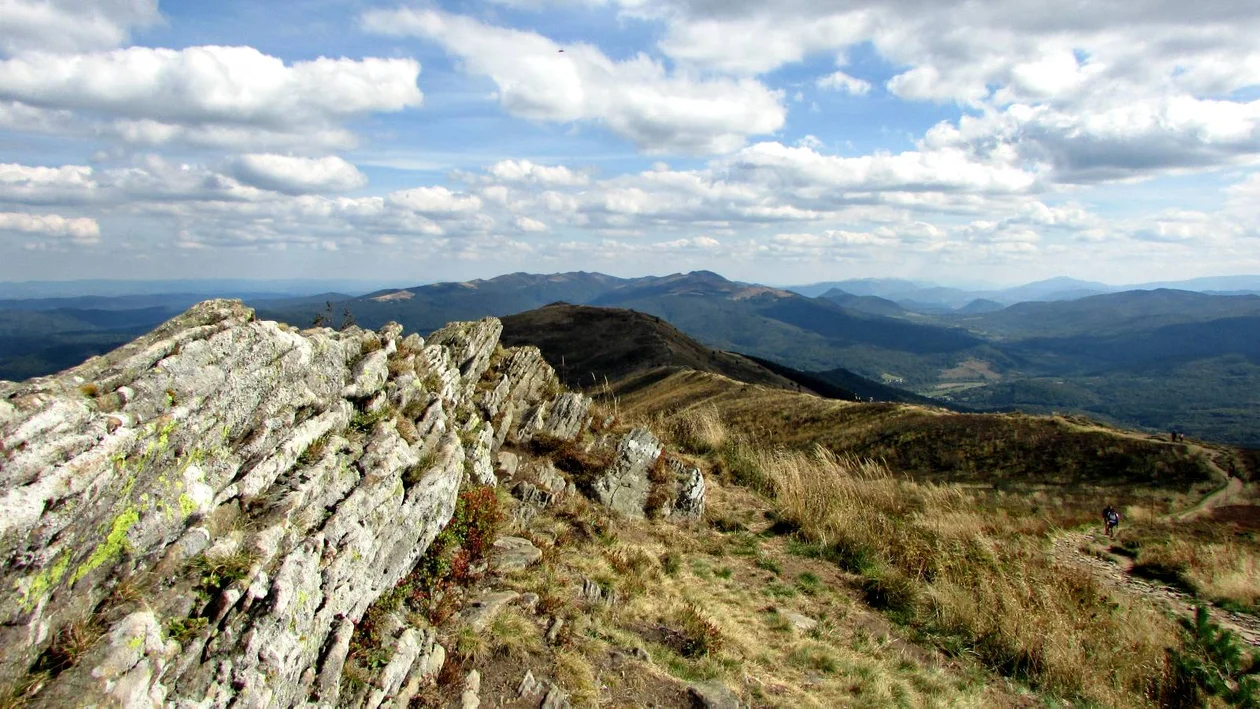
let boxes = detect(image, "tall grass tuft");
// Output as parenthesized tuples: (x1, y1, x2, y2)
(660, 405, 727, 455)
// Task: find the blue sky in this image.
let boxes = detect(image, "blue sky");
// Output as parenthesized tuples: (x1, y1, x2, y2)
(1, 0, 1259, 287)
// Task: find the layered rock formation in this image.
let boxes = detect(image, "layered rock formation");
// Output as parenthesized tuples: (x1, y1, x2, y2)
(0, 300, 667, 707)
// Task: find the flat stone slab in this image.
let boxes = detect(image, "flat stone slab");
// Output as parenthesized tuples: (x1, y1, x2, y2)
(492, 536, 542, 574)
(461, 591, 520, 632)
(783, 611, 817, 634)
(689, 680, 742, 709)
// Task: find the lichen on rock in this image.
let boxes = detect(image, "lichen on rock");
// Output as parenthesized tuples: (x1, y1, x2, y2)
(0, 300, 629, 707)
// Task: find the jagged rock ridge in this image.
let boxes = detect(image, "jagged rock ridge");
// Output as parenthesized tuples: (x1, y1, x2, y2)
(0, 299, 689, 707)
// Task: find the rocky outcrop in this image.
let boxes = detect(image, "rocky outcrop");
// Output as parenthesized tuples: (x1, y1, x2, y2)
(517, 392, 593, 443)
(590, 428, 664, 519)
(658, 459, 706, 520)
(0, 301, 580, 707)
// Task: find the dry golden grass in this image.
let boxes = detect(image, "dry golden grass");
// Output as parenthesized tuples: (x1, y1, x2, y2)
(487, 607, 544, 661)
(614, 368, 1216, 490)
(1120, 523, 1260, 612)
(553, 650, 599, 707)
(489, 467, 1005, 709)
(757, 444, 1183, 706)
(656, 405, 728, 455)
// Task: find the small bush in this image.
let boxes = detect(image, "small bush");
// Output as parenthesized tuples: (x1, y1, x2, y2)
(395, 417, 419, 445)
(298, 432, 332, 466)
(716, 439, 769, 492)
(665, 406, 727, 455)
(404, 454, 438, 490)
(489, 608, 542, 660)
(1170, 606, 1260, 706)
(789, 643, 839, 674)
(452, 624, 489, 663)
(387, 356, 412, 377)
(797, 571, 822, 595)
(662, 551, 683, 576)
(167, 616, 209, 644)
(34, 617, 103, 677)
(401, 395, 429, 421)
(862, 569, 919, 622)
(529, 434, 614, 486)
(421, 371, 444, 394)
(674, 603, 724, 658)
(755, 556, 782, 575)
(78, 383, 98, 398)
(349, 406, 394, 434)
(191, 549, 257, 596)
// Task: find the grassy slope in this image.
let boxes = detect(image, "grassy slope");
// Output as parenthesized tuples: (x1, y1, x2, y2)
(499, 303, 812, 394)
(612, 368, 1221, 490)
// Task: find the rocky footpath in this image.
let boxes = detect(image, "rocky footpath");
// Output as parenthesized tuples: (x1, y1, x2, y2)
(0, 300, 706, 707)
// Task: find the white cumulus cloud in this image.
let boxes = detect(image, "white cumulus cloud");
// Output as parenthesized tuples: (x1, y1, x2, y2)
(515, 215, 548, 232)
(488, 159, 588, 186)
(361, 7, 784, 155)
(230, 154, 368, 194)
(0, 46, 423, 151)
(0, 211, 99, 243)
(387, 186, 483, 215)
(0, 0, 161, 56)
(816, 70, 871, 95)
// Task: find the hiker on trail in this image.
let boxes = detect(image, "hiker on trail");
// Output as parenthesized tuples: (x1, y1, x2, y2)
(1103, 506, 1121, 537)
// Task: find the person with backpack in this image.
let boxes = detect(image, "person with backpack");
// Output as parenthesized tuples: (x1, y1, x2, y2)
(1103, 505, 1120, 537)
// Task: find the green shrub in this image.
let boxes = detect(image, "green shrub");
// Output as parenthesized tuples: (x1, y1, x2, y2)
(1170, 606, 1260, 706)
(349, 406, 394, 434)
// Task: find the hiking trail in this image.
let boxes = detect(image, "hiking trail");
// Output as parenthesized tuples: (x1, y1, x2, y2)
(1049, 440, 1257, 646)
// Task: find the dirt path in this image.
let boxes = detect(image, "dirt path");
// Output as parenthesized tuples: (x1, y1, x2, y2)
(1048, 437, 1257, 646)
(1177, 475, 1244, 521)
(1051, 530, 1260, 647)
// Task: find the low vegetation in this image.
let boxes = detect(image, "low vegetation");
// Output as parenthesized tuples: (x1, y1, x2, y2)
(1117, 517, 1260, 615)
(627, 394, 1259, 706)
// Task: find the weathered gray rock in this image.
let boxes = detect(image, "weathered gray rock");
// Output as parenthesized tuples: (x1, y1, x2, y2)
(466, 422, 496, 486)
(518, 670, 543, 699)
(535, 460, 569, 498)
(391, 630, 445, 709)
(580, 577, 619, 607)
(512, 481, 551, 508)
(782, 611, 818, 634)
(655, 459, 705, 520)
(590, 428, 662, 519)
(542, 683, 572, 709)
(496, 450, 520, 479)
(343, 349, 389, 399)
(0, 301, 572, 707)
(460, 591, 520, 632)
(519, 392, 592, 443)
(493, 536, 542, 574)
(429, 318, 502, 400)
(461, 669, 481, 709)
(363, 627, 422, 709)
(545, 616, 564, 644)
(689, 680, 742, 709)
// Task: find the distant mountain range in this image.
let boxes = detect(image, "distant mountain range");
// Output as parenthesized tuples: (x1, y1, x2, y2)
(2, 269, 1258, 445)
(788, 275, 1260, 312)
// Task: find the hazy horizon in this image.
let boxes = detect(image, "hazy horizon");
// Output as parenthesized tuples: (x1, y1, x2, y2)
(3, 270, 1260, 300)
